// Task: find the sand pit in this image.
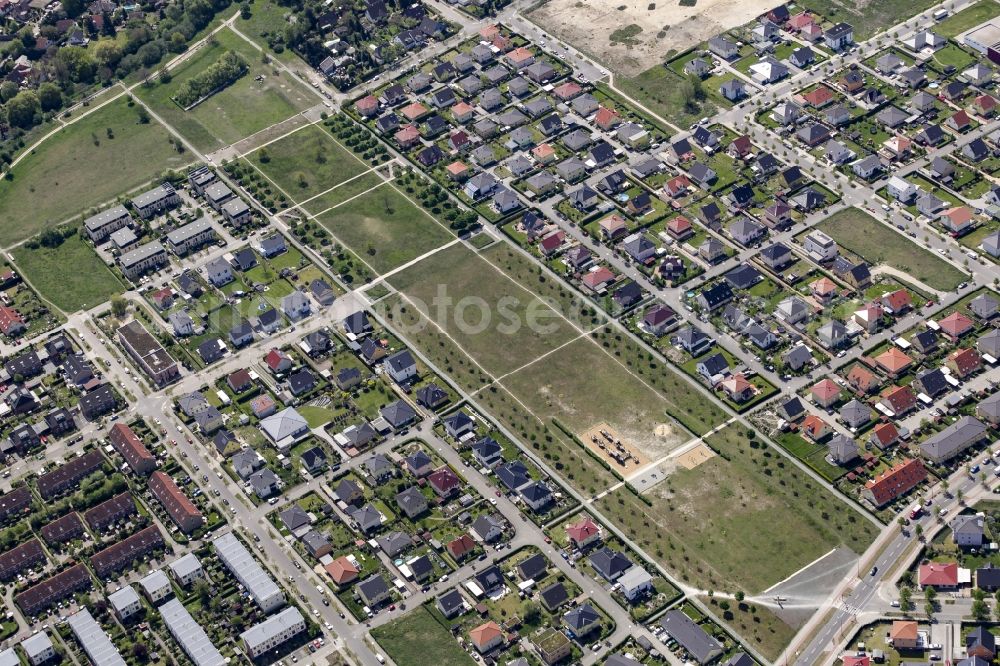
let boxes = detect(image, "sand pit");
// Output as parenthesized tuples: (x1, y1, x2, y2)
(675, 441, 716, 470)
(527, 0, 782, 76)
(581, 423, 651, 473)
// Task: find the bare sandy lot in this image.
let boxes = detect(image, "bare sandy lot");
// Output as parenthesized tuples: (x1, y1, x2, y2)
(675, 441, 715, 470)
(527, 0, 781, 76)
(581, 423, 651, 473)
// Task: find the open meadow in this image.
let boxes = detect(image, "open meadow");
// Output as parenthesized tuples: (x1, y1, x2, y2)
(13, 234, 123, 312)
(816, 207, 967, 291)
(135, 28, 314, 152)
(313, 184, 454, 275)
(246, 124, 369, 201)
(0, 97, 191, 246)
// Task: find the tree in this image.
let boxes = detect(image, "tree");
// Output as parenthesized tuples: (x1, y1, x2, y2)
(924, 584, 937, 617)
(37, 83, 62, 112)
(899, 585, 912, 612)
(6, 90, 40, 128)
(523, 602, 540, 626)
(0, 81, 18, 102)
(110, 295, 127, 317)
(972, 597, 990, 621)
(131, 642, 148, 661)
(92, 40, 122, 68)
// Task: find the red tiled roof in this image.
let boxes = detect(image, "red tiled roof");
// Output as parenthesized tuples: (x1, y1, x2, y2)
(566, 517, 600, 543)
(881, 384, 916, 414)
(470, 621, 503, 649)
(871, 422, 899, 446)
(940, 311, 974, 338)
(811, 378, 840, 402)
(581, 267, 615, 289)
(594, 106, 621, 128)
(802, 86, 834, 107)
(667, 216, 692, 234)
(948, 347, 981, 377)
(875, 347, 913, 374)
(428, 466, 461, 495)
(865, 458, 926, 506)
(325, 556, 360, 585)
(919, 561, 958, 587)
(447, 533, 476, 559)
(881, 289, 912, 312)
(0, 305, 24, 334)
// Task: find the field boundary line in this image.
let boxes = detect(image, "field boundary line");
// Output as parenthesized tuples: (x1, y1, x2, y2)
(300, 179, 391, 218)
(475, 246, 692, 418)
(469, 322, 608, 397)
(242, 158, 384, 278)
(238, 118, 323, 158)
(323, 131, 460, 241)
(761, 547, 841, 595)
(295, 166, 385, 205)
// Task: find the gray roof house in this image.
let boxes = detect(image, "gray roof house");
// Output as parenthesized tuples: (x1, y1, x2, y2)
(920, 416, 988, 463)
(660, 610, 724, 665)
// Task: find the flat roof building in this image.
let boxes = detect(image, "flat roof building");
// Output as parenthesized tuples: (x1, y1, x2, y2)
(117, 320, 179, 387)
(241, 606, 306, 658)
(213, 532, 285, 612)
(118, 241, 168, 280)
(108, 585, 142, 620)
(21, 632, 55, 665)
(131, 183, 180, 219)
(165, 219, 215, 256)
(169, 553, 204, 587)
(84, 205, 131, 243)
(67, 608, 128, 666)
(160, 597, 226, 666)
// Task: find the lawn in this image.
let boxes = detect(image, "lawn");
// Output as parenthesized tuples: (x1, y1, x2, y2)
(614, 65, 715, 131)
(246, 124, 369, 201)
(300, 172, 386, 216)
(372, 606, 474, 666)
(135, 28, 314, 152)
(799, 0, 941, 39)
(314, 184, 454, 274)
(386, 243, 582, 377)
(0, 97, 191, 246)
(596, 425, 879, 656)
(235, 0, 306, 66)
(936, 0, 1000, 37)
(816, 207, 967, 291)
(13, 234, 124, 312)
(501, 334, 691, 462)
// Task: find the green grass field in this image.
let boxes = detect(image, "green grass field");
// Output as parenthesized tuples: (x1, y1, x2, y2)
(247, 124, 367, 201)
(314, 184, 453, 275)
(372, 606, 474, 666)
(13, 235, 124, 312)
(599, 425, 879, 594)
(501, 335, 690, 460)
(596, 425, 879, 657)
(0, 97, 191, 247)
(235, 0, 303, 66)
(817, 207, 967, 291)
(799, 0, 942, 38)
(135, 28, 314, 152)
(614, 65, 714, 130)
(387, 243, 584, 377)
(936, 0, 1000, 37)
(300, 172, 385, 215)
